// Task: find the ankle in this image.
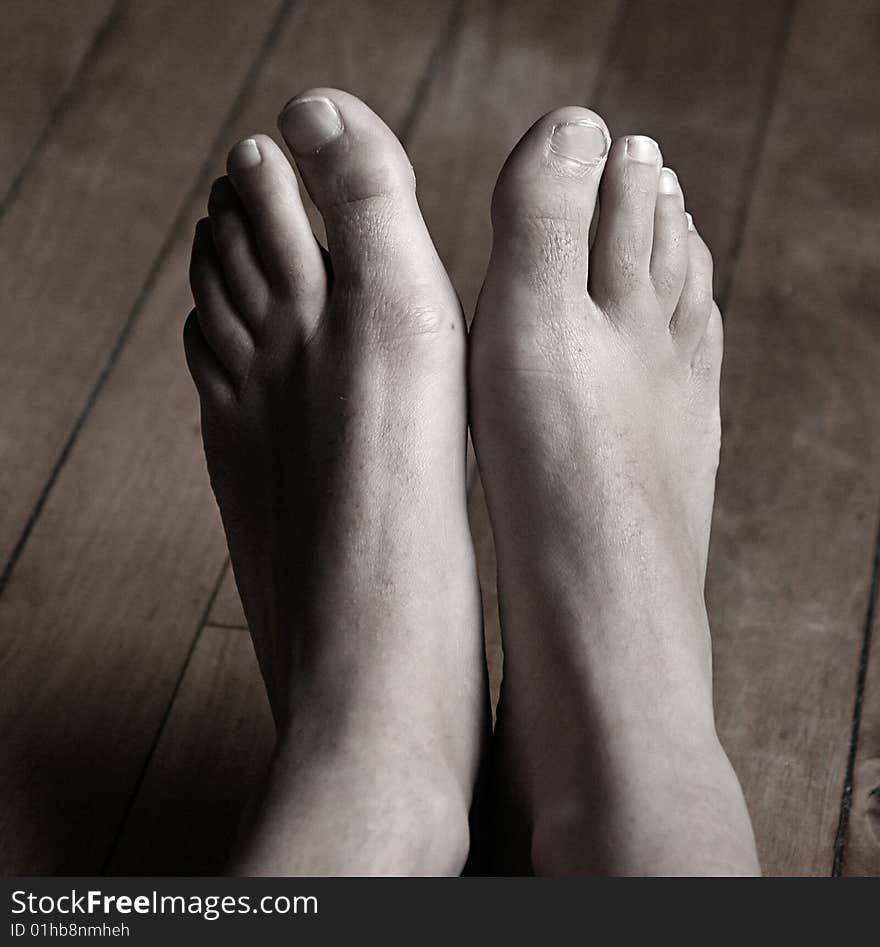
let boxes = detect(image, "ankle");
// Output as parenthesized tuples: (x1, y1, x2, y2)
(249, 734, 472, 875)
(530, 733, 757, 875)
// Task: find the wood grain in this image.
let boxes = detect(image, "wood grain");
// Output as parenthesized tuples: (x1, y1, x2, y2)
(0, 0, 285, 874)
(707, 0, 880, 875)
(589, 0, 791, 296)
(207, 563, 248, 629)
(108, 627, 273, 875)
(0, 181, 255, 874)
(2, 0, 877, 879)
(0, 0, 116, 199)
(0, 0, 454, 874)
(0, 0, 283, 577)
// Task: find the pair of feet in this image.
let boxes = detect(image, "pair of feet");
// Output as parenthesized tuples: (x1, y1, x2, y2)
(185, 89, 759, 875)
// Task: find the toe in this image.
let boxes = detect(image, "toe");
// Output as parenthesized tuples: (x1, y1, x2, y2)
(650, 167, 689, 312)
(277, 88, 453, 317)
(670, 221, 715, 357)
(225, 134, 326, 316)
(208, 177, 270, 323)
(486, 106, 610, 303)
(590, 134, 662, 308)
(692, 302, 723, 384)
(189, 218, 255, 380)
(183, 308, 235, 408)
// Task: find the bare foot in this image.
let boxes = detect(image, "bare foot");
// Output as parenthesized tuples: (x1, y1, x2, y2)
(185, 90, 487, 875)
(470, 108, 759, 875)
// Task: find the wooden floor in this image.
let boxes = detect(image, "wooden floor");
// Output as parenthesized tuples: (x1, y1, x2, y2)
(1, 0, 878, 876)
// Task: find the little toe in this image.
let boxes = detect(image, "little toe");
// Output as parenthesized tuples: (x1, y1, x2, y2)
(183, 308, 235, 409)
(208, 176, 269, 321)
(670, 219, 716, 357)
(650, 167, 689, 312)
(225, 134, 326, 316)
(277, 88, 451, 311)
(692, 302, 723, 385)
(486, 106, 610, 304)
(590, 134, 662, 308)
(189, 218, 255, 381)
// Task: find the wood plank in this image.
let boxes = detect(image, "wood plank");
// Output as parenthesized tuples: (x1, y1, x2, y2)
(706, 0, 880, 875)
(0, 0, 116, 200)
(0, 0, 283, 578)
(589, 0, 791, 297)
(208, 563, 248, 629)
(844, 597, 880, 875)
(0, 0, 283, 875)
(0, 0, 457, 875)
(108, 627, 273, 875)
(0, 189, 249, 875)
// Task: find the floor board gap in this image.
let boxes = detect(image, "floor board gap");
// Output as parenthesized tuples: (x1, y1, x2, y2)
(717, 0, 798, 306)
(0, 0, 128, 218)
(399, 0, 465, 145)
(0, 0, 301, 599)
(591, 0, 638, 102)
(100, 561, 232, 874)
(831, 510, 880, 875)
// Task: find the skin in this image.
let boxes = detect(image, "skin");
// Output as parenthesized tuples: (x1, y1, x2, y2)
(186, 90, 488, 876)
(186, 89, 759, 876)
(470, 107, 759, 875)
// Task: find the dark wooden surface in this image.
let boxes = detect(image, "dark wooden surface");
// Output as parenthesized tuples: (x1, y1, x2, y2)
(706, 0, 880, 875)
(845, 586, 880, 875)
(1, 0, 877, 876)
(0, 0, 116, 201)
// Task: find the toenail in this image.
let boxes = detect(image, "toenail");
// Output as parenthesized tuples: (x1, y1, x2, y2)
(685, 211, 695, 231)
(659, 167, 679, 195)
(626, 135, 660, 164)
(230, 138, 262, 170)
(548, 121, 610, 166)
(281, 97, 344, 154)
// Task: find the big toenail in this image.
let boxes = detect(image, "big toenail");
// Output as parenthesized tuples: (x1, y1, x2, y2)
(659, 167, 679, 194)
(549, 121, 610, 166)
(281, 97, 344, 153)
(626, 135, 660, 164)
(685, 212, 695, 232)
(230, 138, 262, 170)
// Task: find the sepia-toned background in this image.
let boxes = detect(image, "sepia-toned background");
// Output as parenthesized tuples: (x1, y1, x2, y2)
(1, 0, 878, 875)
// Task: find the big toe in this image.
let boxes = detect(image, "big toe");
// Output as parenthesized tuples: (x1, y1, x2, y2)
(277, 88, 452, 323)
(485, 106, 610, 302)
